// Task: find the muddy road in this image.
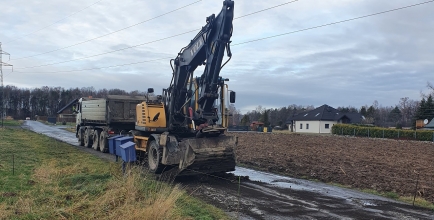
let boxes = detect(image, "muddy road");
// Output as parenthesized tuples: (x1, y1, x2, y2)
(23, 121, 434, 219)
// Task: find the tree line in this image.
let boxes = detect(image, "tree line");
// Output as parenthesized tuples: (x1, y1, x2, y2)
(1, 84, 433, 129)
(0, 85, 146, 120)
(228, 86, 434, 129)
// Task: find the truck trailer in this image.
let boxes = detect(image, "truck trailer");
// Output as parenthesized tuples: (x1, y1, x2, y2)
(75, 95, 147, 152)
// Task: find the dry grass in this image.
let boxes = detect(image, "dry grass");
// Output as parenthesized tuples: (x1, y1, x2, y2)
(0, 128, 228, 220)
(0, 203, 13, 219)
(94, 168, 184, 220)
(22, 158, 184, 219)
(2, 159, 207, 219)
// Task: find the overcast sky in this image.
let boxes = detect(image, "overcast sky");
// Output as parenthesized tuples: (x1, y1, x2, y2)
(1, 0, 433, 113)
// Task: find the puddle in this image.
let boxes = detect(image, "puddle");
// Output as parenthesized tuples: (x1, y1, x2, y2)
(231, 167, 402, 202)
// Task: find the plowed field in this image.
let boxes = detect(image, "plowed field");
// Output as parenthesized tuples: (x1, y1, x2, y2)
(231, 132, 434, 203)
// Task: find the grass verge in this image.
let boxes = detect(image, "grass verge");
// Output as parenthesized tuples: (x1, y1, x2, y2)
(0, 120, 22, 126)
(0, 128, 229, 219)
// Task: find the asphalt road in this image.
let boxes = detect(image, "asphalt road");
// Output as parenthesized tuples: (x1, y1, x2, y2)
(23, 121, 434, 219)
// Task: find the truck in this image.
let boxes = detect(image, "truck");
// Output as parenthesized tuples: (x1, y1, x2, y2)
(75, 0, 237, 176)
(75, 95, 147, 151)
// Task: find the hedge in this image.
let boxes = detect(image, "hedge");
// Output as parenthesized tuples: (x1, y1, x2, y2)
(332, 124, 434, 142)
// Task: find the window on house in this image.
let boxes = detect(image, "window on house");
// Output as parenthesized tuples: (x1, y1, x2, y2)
(300, 123, 303, 129)
(325, 124, 330, 129)
(306, 123, 309, 129)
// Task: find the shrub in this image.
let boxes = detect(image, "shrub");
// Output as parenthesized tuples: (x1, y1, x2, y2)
(332, 124, 434, 142)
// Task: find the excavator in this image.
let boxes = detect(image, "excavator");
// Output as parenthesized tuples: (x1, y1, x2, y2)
(133, 0, 237, 176)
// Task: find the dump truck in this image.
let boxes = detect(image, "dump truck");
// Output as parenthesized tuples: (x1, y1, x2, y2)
(75, 95, 147, 151)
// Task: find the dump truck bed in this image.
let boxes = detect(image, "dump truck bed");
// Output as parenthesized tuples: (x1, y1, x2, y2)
(81, 95, 146, 124)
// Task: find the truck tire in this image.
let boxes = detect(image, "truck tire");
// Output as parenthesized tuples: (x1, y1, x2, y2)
(148, 140, 165, 174)
(84, 128, 93, 148)
(99, 132, 108, 153)
(92, 130, 101, 150)
(78, 128, 85, 146)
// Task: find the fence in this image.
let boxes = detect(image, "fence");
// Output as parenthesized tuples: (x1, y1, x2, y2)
(227, 126, 273, 132)
(228, 126, 249, 131)
(332, 124, 434, 142)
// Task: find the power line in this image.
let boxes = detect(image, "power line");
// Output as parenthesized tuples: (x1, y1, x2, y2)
(13, 0, 433, 74)
(14, 29, 199, 70)
(234, 0, 299, 19)
(15, 57, 171, 73)
(4, 0, 105, 44)
(15, 0, 300, 70)
(232, 0, 434, 46)
(11, 0, 202, 61)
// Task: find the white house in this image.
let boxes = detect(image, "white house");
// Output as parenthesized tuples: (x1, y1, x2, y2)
(287, 104, 363, 134)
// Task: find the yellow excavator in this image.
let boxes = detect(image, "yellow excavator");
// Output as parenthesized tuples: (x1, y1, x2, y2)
(132, 0, 237, 176)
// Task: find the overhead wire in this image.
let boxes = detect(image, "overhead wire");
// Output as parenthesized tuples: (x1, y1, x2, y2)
(14, 30, 199, 70)
(14, 57, 172, 74)
(234, 0, 298, 19)
(11, 0, 202, 61)
(12, 0, 433, 74)
(4, 0, 105, 44)
(15, 0, 301, 70)
(232, 0, 434, 46)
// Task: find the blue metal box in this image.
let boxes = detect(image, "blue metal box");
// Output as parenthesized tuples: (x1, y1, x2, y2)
(115, 136, 133, 156)
(108, 135, 123, 155)
(120, 141, 137, 162)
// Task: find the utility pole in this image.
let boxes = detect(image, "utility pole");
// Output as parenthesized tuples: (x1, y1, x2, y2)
(1, 42, 13, 127)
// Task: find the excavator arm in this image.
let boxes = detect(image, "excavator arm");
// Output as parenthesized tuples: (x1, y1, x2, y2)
(134, 1, 237, 176)
(166, 0, 234, 133)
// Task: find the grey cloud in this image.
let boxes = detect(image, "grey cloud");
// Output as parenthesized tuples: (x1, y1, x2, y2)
(1, 0, 433, 113)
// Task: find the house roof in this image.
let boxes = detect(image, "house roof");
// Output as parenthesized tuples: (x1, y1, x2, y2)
(291, 104, 363, 123)
(425, 118, 434, 128)
(56, 98, 78, 114)
(338, 112, 364, 124)
(292, 104, 339, 121)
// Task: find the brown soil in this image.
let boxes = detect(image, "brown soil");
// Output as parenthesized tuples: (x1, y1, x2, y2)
(230, 132, 434, 203)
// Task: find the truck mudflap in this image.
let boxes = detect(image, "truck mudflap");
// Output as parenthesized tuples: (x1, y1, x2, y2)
(161, 135, 237, 176)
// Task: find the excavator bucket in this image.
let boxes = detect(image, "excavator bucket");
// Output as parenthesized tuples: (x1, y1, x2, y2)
(162, 135, 237, 176)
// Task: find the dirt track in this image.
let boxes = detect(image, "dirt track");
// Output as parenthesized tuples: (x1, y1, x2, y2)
(232, 132, 434, 203)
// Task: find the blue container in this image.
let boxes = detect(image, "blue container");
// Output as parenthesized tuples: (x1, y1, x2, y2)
(116, 136, 133, 156)
(120, 141, 137, 162)
(108, 135, 123, 155)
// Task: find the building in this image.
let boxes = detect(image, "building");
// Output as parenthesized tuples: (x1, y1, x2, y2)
(56, 99, 78, 123)
(250, 121, 264, 131)
(424, 118, 434, 130)
(289, 104, 363, 134)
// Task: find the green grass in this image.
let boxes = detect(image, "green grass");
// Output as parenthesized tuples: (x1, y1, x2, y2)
(0, 128, 229, 219)
(0, 120, 22, 126)
(360, 189, 434, 210)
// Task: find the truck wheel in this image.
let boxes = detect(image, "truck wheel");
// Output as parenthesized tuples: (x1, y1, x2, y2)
(99, 132, 108, 153)
(92, 130, 101, 150)
(78, 129, 85, 146)
(148, 140, 165, 174)
(84, 128, 93, 148)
